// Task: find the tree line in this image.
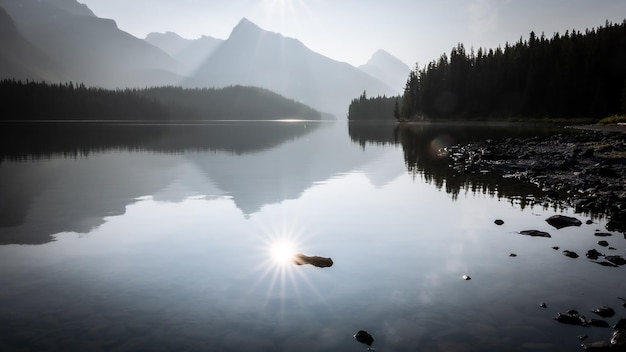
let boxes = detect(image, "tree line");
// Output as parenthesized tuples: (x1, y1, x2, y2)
(0, 80, 322, 121)
(349, 20, 626, 121)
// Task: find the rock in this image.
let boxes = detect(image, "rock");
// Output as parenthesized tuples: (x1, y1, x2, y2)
(552, 246, 560, 250)
(588, 319, 610, 328)
(540, 302, 547, 308)
(586, 219, 594, 225)
(615, 318, 626, 330)
(462, 274, 471, 280)
(592, 306, 615, 318)
(554, 312, 587, 326)
(605, 255, 626, 266)
(598, 240, 610, 247)
(353, 330, 374, 346)
(519, 230, 551, 238)
(581, 340, 610, 351)
(293, 254, 333, 268)
(618, 297, 626, 308)
(494, 219, 504, 225)
(509, 253, 517, 257)
(594, 232, 612, 237)
(587, 249, 604, 260)
(546, 215, 582, 229)
(595, 261, 619, 267)
(563, 250, 579, 258)
(612, 330, 626, 347)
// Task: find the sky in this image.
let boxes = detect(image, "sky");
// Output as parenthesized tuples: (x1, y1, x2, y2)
(79, 0, 626, 68)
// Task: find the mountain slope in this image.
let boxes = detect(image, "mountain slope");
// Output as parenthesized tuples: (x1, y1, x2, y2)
(359, 49, 411, 91)
(186, 18, 397, 117)
(0, 7, 65, 81)
(145, 32, 223, 75)
(0, 0, 182, 87)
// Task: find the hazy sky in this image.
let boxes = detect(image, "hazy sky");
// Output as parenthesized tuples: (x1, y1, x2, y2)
(79, 0, 626, 68)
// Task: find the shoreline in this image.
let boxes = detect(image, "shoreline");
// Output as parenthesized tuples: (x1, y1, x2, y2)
(448, 124, 626, 232)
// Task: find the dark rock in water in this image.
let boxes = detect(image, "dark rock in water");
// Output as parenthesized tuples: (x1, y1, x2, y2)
(579, 334, 589, 340)
(592, 306, 615, 318)
(563, 250, 579, 258)
(581, 340, 610, 351)
(540, 302, 547, 308)
(588, 319, 610, 328)
(462, 274, 471, 280)
(587, 249, 604, 260)
(494, 219, 504, 225)
(509, 253, 517, 257)
(554, 312, 587, 326)
(353, 330, 374, 346)
(612, 330, 626, 347)
(586, 219, 594, 225)
(615, 318, 626, 330)
(619, 297, 626, 308)
(546, 215, 582, 229)
(605, 255, 626, 266)
(598, 240, 610, 247)
(519, 230, 551, 238)
(594, 232, 612, 237)
(293, 254, 333, 268)
(595, 261, 619, 267)
(552, 246, 560, 250)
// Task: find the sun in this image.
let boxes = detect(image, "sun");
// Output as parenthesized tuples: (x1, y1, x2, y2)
(269, 240, 297, 265)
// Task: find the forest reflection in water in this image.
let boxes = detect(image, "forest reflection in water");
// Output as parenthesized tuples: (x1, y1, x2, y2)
(349, 121, 578, 208)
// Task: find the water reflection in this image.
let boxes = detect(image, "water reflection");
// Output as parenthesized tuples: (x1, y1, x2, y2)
(349, 122, 577, 207)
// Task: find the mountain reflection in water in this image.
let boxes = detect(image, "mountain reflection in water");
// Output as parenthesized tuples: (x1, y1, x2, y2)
(1, 121, 624, 352)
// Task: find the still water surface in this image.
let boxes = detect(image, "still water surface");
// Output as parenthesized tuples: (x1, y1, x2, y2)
(0, 121, 624, 351)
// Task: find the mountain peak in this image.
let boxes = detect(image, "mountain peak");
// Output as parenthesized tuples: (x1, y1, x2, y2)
(233, 17, 262, 33)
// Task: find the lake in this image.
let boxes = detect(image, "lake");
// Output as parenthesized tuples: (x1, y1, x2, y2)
(0, 121, 624, 352)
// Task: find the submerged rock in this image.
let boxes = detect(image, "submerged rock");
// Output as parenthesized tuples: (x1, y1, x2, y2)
(494, 219, 504, 225)
(353, 330, 374, 346)
(563, 250, 579, 258)
(519, 230, 551, 238)
(612, 330, 626, 347)
(595, 261, 619, 267)
(615, 318, 626, 330)
(293, 254, 333, 268)
(587, 249, 604, 260)
(546, 215, 582, 229)
(598, 240, 610, 247)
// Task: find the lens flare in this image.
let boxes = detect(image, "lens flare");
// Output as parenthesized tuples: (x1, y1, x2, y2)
(269, 241, 296, 264)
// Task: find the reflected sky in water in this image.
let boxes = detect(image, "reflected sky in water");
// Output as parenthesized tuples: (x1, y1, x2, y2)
(0, 121, 624, 351)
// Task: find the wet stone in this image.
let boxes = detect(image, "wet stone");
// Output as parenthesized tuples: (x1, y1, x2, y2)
(563, 250, 579, 258)
(546, 215, 582, 229)
(586, 249, 604, 260)
(594, 232, 612, 237)
(615, 318, 626, 330)
(494, 219, 504, 225)
(519, 230, 551, 238)
(598, 240, 610, 247)
(595, 261, 619, 267)
(605, 255, 626, 266)
(588, 319, 610, 328)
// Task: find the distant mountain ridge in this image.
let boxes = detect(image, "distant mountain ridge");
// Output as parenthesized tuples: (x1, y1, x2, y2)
(144, 32, 223, 75)
(185, 18, 397, 117)
(0, 2, 404, 118)
(359, 49, 411, 91)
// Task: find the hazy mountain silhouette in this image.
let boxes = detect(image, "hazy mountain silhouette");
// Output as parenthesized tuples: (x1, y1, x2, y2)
(185, 18, 397, 117)
(0, 7, 66, 81)
(359, 49, 411, 91)
(0, 0, 183, 87)
(145, 32, 223, 75)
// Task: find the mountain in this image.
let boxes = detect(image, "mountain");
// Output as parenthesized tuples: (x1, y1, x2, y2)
(0, 7, 66, 81)
(145, 32, 223, 75)
(359, 49, 411, 91)
(0, 0, 183, 87)
(185, 18, 397, 117)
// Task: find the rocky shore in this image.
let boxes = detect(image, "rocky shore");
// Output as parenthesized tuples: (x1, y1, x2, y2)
(446, 125, 626, 232)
